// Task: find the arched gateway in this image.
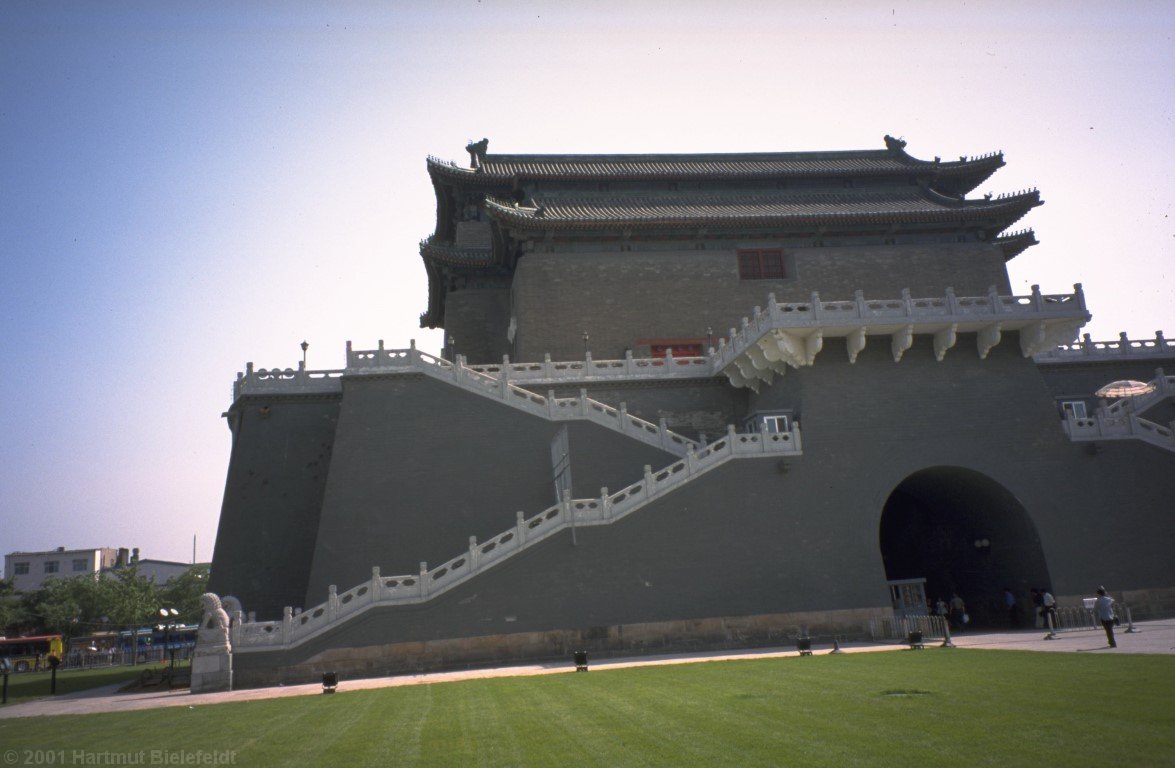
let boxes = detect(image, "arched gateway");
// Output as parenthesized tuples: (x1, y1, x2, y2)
(879, 467, 1051, 628)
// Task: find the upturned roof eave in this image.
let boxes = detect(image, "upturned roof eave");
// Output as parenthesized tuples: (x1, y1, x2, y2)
(480, 194, 1041, 234)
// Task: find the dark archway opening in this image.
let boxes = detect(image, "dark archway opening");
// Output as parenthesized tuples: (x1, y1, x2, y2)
(879, 467, 1051, 629)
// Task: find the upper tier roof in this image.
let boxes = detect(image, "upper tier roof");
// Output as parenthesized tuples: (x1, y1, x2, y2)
(427, 136, 1004, 195)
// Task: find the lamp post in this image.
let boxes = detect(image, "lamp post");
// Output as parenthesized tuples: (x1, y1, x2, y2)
(300, 340, 309, 367)
(583, 331, 590, 359)
(159, 607, 179, 676)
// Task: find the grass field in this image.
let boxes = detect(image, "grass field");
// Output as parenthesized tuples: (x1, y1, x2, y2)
(0, 664, 161, 705)
(1, 650, 1172, 767)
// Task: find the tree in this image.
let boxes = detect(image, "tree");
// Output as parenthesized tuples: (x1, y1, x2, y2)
(22, 573, 107, 638)
(0, 578, 31, 635)
(102, 565, 162, 632)
(157, 564, 211, 625)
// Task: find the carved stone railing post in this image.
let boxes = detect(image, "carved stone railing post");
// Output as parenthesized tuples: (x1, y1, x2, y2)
(944, 287, 957, 315)
(579, 388, 589, 417)
(546, 390, 556, 418)
(987, 285, 1000, 313)
(542, 352, 553, 379)
(599, 487, 611, 520)
(902, 287, 912, 315)
(469, 536, 479, 571)
(618, 403, 629, 433)
(643, 464, 654, 499)
(1030, 284, 1043, 311)
(327, 585, 338, 622)
(624, 349, 635, 375)
(686, 447, 698, 473)
(810, 291, 822, 322)
(371, 566, 383, 601)
(854, 289, 866, 318)
(516, 511, 526, 545)
(418, 562, 428, 599)
(281, 606, 293, 645)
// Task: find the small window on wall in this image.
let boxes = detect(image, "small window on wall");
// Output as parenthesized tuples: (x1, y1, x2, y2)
(1060, 401, 1087, 420)
(738, 249, 787, 280)
(72, 558, 88, 572)
(14, 562, 29, 575)
(44, 561, 59, 574)
(760, 415, 790, 433)
(746, 413, 792, 433)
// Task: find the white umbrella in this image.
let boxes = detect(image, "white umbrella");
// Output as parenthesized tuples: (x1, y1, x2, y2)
(1094, 380, 1155, 398)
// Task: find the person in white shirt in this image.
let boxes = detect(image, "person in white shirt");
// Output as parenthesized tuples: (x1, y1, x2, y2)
(1041, 589, 1057, 629)
(1094, 587, 1116, 647)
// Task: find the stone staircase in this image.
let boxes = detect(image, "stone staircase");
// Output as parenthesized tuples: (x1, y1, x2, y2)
(1064, 370, 1175, 453)
(235, 341, 700, 457)
(230, 424, 802, 653)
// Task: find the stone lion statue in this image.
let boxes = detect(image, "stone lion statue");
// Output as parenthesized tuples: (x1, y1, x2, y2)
(197, 592, 232, 653)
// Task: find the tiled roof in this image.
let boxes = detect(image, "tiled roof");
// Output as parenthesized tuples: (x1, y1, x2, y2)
(419, 238, 493, 266)
(482, 188, 1041, 231)
(426, 143, 1003, 191)
(993, 229, 1038, 261)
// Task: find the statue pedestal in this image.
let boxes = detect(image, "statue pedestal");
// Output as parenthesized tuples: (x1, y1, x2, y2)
(190, 650, 233, 693)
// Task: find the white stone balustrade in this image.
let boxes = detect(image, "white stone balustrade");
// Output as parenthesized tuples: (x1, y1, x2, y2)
(233, 340, 698, 456)
(712, 284, 1091, 390)
(231, 286, 1108, 402)
(231, 423, 802, 653)
(1033, 332, 1174, 363)
(233, 361, 345, 399)
(466, 349, 712, 384)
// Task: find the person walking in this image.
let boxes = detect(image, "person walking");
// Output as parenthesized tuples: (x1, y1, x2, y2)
(949, 592, 966, 630)
(1094, 587, 1116, 647)
(1041, 589, 1057, 630)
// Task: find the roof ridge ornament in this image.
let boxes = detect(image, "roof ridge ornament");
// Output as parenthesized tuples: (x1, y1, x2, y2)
(883, 134, 907, 152)
(465, 138, 489, 170)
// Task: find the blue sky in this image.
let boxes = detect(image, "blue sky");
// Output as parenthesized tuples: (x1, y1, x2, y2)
(1, 1, 1172, 565)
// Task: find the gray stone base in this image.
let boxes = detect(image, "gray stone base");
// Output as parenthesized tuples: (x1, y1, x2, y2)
(190, 652, 233, 694)
(232, 605, 891, 688)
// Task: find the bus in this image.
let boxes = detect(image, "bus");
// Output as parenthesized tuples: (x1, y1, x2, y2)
(0, 634, 64, 673)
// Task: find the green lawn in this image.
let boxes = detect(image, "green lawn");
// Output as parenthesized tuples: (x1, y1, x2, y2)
(1, 650, 1172, 767)
(0, 664, 166, 704)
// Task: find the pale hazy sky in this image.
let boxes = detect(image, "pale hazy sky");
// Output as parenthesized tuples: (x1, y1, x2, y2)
(1, 1, 1171, 565)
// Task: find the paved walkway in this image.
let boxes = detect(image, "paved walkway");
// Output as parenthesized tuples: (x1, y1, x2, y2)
(2, 619, 1171, 720)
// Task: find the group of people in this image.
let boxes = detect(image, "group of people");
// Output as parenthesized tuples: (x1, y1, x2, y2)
(932, 593, 969, 630)
(929, 586, 1118, 647)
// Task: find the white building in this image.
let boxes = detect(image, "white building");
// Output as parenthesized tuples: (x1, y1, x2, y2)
(3, 547, 120, 593)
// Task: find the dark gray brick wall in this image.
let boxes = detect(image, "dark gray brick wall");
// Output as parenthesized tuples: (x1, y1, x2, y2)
(228, 337, 1175, 668)
(209, 397, 340, 615)
(511, 242, 1010, 361)
(301, 374, 674, 613)
(445, 287, 511, 364)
